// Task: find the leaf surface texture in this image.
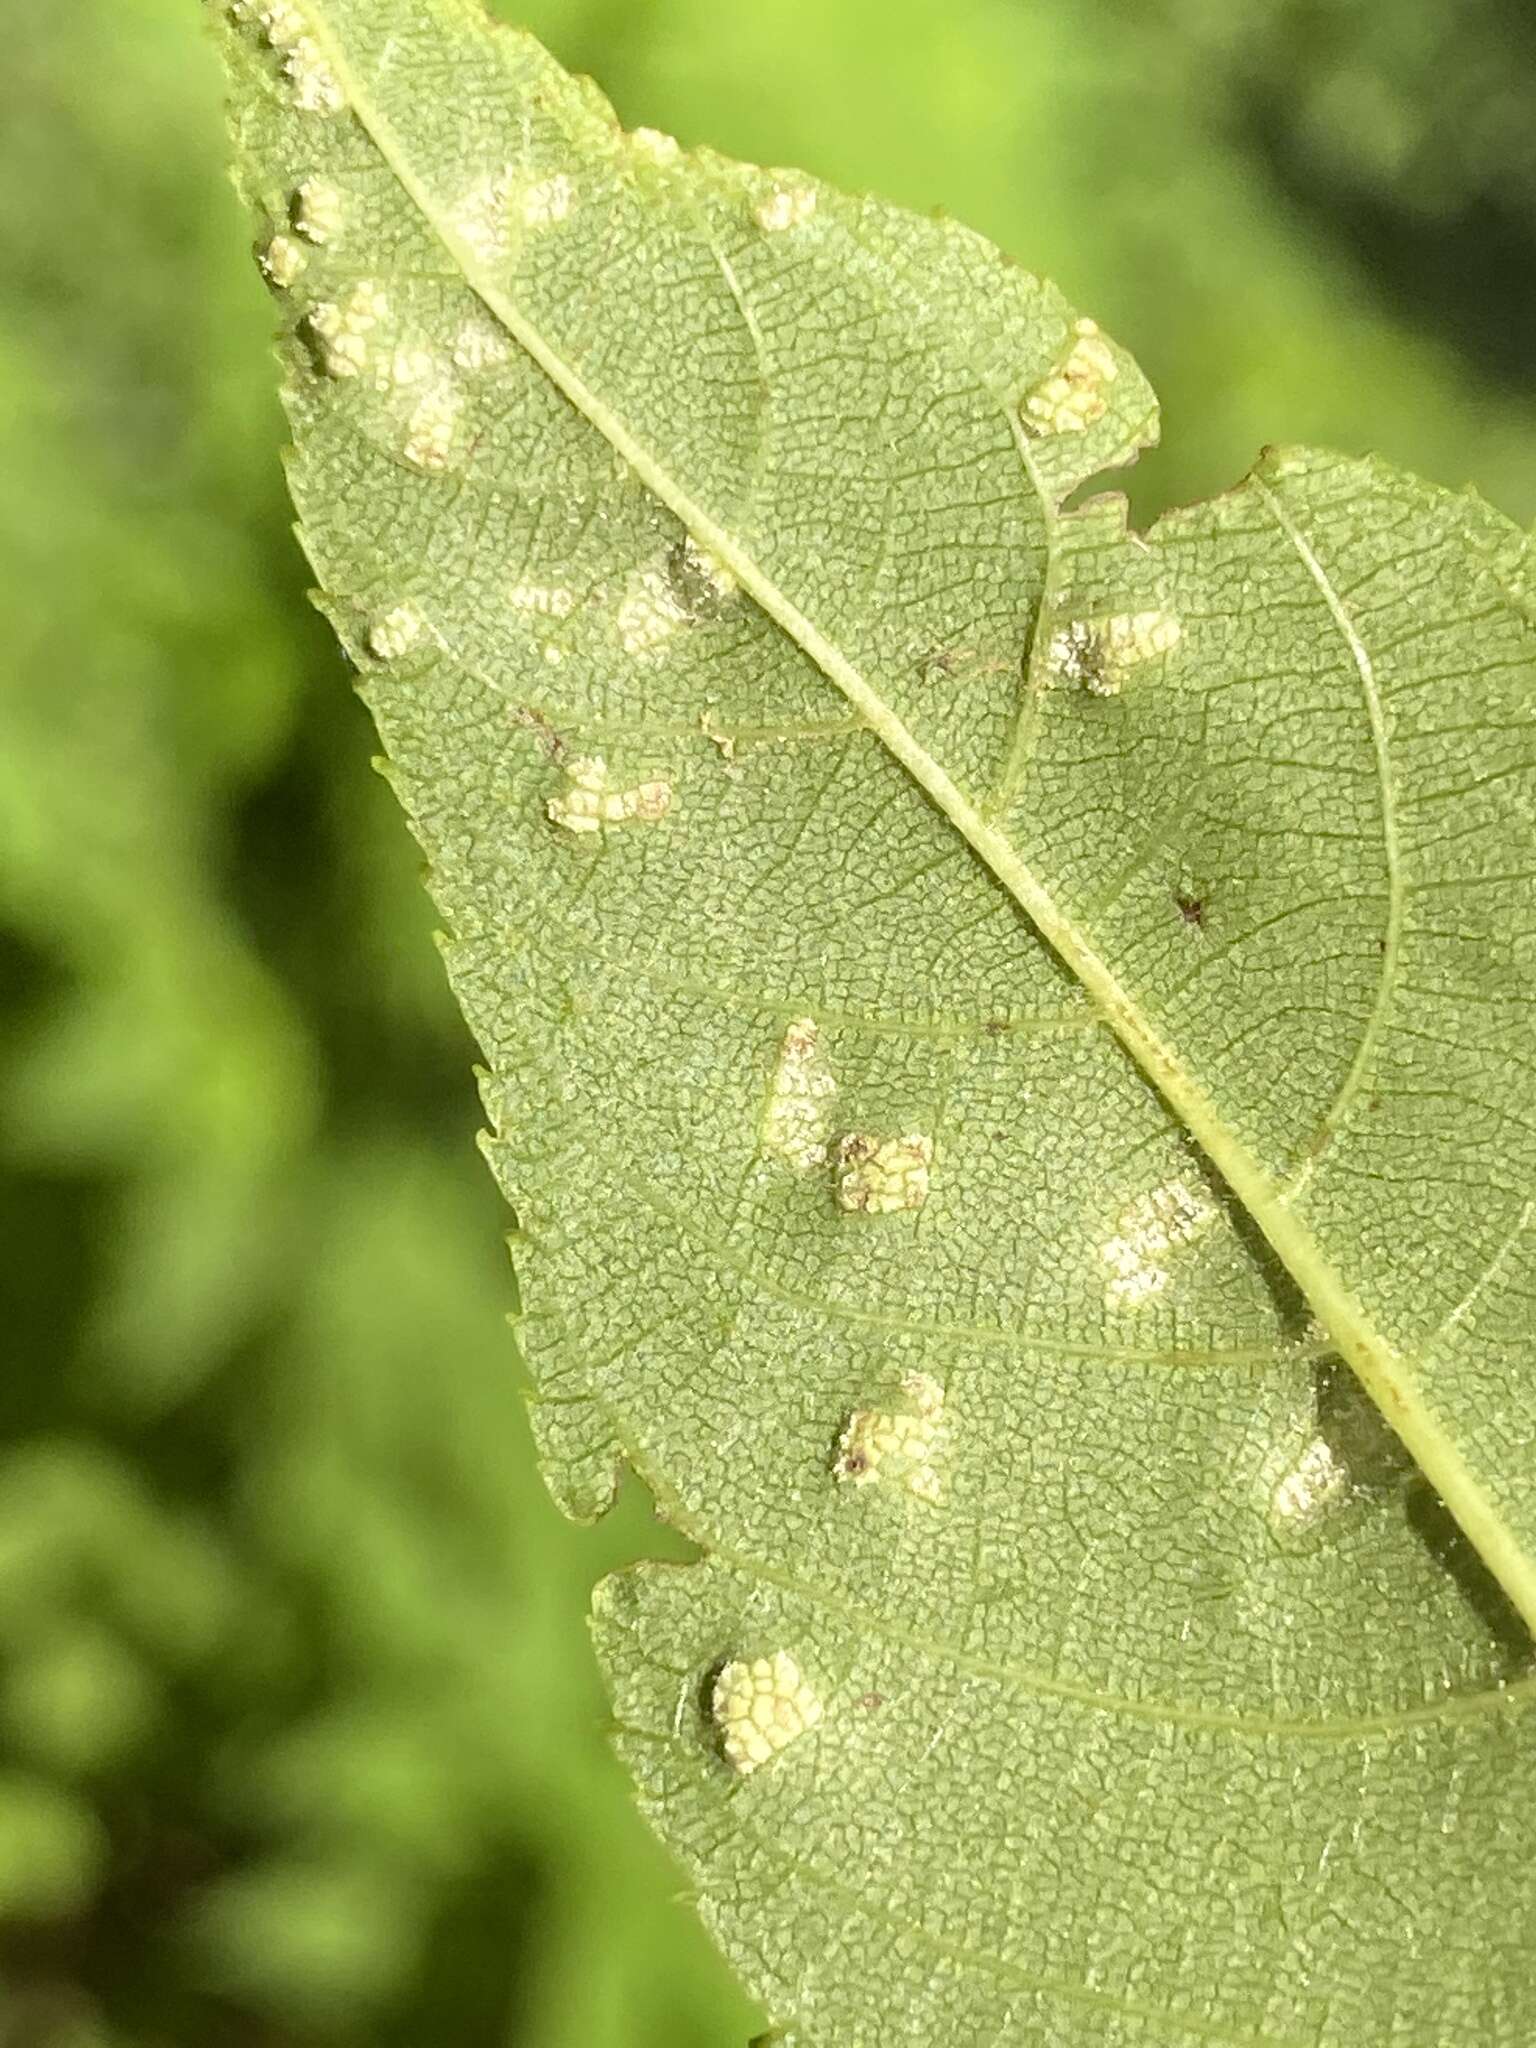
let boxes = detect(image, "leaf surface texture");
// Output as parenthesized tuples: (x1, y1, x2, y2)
(216, 4, 1536, 2039)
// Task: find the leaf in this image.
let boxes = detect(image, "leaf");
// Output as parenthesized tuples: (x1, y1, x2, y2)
(214, 2, 1536, 2039)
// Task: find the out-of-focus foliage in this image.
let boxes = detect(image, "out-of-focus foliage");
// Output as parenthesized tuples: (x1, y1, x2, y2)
(0, 5, 747, 2043)
(1143, 0, 1536, 387)
(0, 0, 1532, 2042)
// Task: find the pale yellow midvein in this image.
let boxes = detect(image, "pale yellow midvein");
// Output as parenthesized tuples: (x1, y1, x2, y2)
(305, 6, 1536, 1636)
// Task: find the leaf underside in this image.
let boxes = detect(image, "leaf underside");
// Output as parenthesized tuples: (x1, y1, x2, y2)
(216, 3, 1536, 2041)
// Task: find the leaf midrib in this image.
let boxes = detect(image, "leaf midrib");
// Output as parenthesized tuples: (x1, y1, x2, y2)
(304, 2, 1536, 1633)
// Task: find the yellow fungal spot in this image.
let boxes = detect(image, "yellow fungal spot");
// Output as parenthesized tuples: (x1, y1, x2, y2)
(453, 319, 511, 372)
(368, 606, 424, 661)
(835, 1372, 947, 1504)
(293, 176, 343, 244)
(835, 1132, 934, 1215)
(1049, 610, 1182, 698)
(711, 1652, 822, 1775)
(762, 1018, 836, 1170)
(1101, 1178, 1212, 1308)
(546, 757, 673, 835)
(520, 173, 575, 228)
(259, 233, 306, 290)
(403, 384, 464, 471)
(510, 582, 576, 619)
(756, 183, 817, 233)
(307, 281, 388, 379)
(631, 126, 681, 164)
(1269, 1438, 1349, 1534)
(1022, 317, 1118, 436)
(617, 568, 688, 657)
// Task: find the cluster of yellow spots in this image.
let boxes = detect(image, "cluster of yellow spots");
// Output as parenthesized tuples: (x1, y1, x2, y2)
(1048, 610, 1182, 698)
(834, 1372, 947, 1505)
(367, 605, 424, 661)
(835, 1132, 934, 1215)
(1100, 1177, 1212, 1308)
(403, 384, 464, 471)
(711, 1652, 822, 1775)
(249, 1, 345, 116)
(617, 567, 689, 657)
(293, 176, 343, 245)
(260, 234, 306, 291)
(1268, 1437, 1349, 1535)
(756, 183, 818, 233)
(546, 757, 673, 836)
(1022, 317, 1117, 436)
(307, 280, 389, 378)
(761, 1018, 837, 1171)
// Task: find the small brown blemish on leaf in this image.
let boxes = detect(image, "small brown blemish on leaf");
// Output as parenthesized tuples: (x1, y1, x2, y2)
(511, 704, 568, 761)
(1174, 890, 1206, 930)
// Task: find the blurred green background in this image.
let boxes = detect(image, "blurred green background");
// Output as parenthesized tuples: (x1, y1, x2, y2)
(1, 1, 1532, 2042)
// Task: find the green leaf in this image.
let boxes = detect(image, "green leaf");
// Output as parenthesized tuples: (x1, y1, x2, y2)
(214, 2, 1536, 2038)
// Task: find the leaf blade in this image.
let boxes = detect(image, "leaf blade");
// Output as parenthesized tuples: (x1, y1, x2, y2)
(215, 3, 1536, 2039)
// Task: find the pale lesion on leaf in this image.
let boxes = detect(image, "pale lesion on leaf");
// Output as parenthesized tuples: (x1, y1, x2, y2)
(754, 182, 817, 234)
(835, 1131, 935, 1214)
(546, 755, 674, 835)
(1020, 316, 1118, 436)
(259, 233, 306, 290)
(233, 1, 345, 115)
(1100, 1177, 1214, 1308)
(1267, 1436, 1350, 1540)
(616, 538, 736, 659)
(760, 1018, 837, 1170)
(449, 166, 578, 266)
(710, 1651, 823, 1775)
(833, 1371, 948, 1504)
(291, 175, 343, 246)
(402, 382, 465, 471)
(367, 604, 425, 661)
(1047, 610, 1182, 697)
(305, 280, 390, 379)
